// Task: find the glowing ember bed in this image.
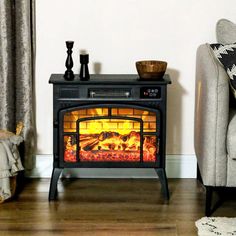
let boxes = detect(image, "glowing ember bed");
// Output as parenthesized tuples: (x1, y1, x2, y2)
(49, 74, 171, 201)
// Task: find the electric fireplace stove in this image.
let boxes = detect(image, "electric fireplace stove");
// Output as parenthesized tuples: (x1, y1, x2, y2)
(48, 74, 171, 201)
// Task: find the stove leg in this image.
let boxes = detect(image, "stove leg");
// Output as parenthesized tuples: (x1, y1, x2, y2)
(155, 168, 169, 200)
(49, 167, 63, 201)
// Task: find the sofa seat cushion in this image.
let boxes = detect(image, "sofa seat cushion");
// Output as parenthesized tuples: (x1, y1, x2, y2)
(227, 108, 236, 160)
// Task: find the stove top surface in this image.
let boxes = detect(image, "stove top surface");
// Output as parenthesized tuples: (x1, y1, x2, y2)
(49, 74, 171, 85)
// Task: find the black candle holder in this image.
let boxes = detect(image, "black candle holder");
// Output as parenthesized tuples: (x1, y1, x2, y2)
(79, 54, 90, 81)
(64, 41, 74, 81)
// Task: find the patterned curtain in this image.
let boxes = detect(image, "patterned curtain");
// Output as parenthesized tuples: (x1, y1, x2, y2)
(0, 0, 36, 170)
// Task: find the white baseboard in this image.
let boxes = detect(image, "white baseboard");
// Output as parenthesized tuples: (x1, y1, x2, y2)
(25, 154, 197, 178)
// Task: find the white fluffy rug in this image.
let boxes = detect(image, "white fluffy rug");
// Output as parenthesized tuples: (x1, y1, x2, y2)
(196, 217, 236, 236)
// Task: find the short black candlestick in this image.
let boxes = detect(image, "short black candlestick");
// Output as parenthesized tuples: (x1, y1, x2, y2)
(79, 54, 90, 81)
(64, 41, 74, 81)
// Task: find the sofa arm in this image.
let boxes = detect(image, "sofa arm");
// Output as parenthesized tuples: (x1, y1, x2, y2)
(194, 43, 229, 186)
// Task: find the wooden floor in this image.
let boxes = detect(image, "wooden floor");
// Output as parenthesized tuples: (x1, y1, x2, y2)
(0, 178, 236, 236)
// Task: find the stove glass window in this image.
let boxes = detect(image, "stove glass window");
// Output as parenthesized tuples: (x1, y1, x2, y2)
(62, 107, 159, 163)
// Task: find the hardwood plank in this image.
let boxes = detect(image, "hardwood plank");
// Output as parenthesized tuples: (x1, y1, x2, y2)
(0, 222, 177, 236)
(0, 179, 235, 235)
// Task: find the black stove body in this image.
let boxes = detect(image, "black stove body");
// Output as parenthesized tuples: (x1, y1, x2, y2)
(49, 74, 171, 200)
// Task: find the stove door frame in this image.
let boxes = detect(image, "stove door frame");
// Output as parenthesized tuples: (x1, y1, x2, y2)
(58, 103, 162, 168)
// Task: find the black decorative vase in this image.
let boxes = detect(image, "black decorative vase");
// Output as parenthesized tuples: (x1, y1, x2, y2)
(64, 41, 74, 81)
(79, 54, 90, 81)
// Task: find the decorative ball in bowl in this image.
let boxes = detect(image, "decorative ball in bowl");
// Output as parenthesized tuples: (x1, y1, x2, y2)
(136, 60, 167, 80)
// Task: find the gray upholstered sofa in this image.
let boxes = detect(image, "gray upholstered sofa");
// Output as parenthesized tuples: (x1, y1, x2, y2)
(194, 19, 236, 216)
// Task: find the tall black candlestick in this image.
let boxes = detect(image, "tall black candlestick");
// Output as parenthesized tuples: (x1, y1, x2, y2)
(64, 41, 74, 81)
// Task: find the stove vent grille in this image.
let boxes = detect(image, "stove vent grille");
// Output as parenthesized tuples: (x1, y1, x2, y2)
(89, 88, 131, 98)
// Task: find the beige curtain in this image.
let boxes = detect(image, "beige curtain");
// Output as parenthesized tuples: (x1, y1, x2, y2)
(0, 0, 36, 170)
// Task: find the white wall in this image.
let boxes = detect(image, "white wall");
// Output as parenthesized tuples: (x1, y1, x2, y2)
(35, 0, 236, 156)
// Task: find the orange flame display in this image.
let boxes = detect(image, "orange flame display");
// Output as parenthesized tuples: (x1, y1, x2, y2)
(64, 131, 157, 162)
(63, 108, 158, 163)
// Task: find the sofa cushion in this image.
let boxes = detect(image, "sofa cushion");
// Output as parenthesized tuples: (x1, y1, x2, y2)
(216, 19, 236, 44)
(227, 108, 236, 160)
(210, 43, 236, 99)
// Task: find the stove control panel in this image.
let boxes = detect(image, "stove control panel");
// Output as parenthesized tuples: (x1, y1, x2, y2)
(140, 87, 161, 99)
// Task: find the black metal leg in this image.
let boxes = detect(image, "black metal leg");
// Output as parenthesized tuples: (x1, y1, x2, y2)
(205, 186, 213, 216)
(49, 168, 63, 201)
(155, 168, 169, 200)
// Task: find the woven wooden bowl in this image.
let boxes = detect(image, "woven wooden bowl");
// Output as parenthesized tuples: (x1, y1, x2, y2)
(136, 60, 167, 80)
